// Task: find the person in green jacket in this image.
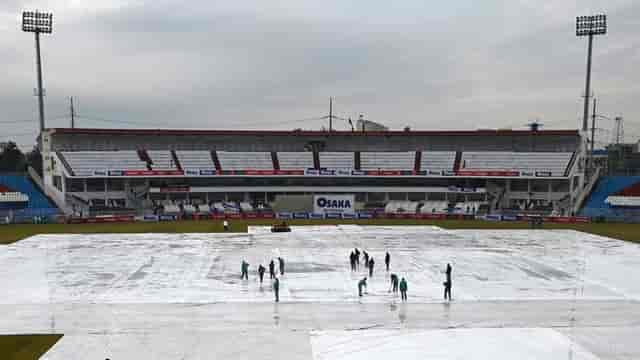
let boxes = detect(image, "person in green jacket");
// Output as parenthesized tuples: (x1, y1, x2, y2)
(399, 277, 408, 301)
(358, 277, 368, 297)
(241, 260, 249, 280)
(273, 276, 280, 302)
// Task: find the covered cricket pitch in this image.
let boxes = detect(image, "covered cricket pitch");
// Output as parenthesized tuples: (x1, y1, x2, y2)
(1, 225, 639, 359)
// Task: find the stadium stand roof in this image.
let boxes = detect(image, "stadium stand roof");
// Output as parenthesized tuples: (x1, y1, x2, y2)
(50, 128, 580, 137)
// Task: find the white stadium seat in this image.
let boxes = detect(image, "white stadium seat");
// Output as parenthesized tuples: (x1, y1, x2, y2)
(319, 152, 354, 169)
(361, 152, 415, 171)
(420, 152, 456, 173)
(197, 204, 211, 213)
(277, 152, 314, 170)
(385, 201, 419, 213)
(217, 152, 273, 170)
(182, 204, 196, 213)
(239, 202, 254, 212)
(147, 151, 177, 170)
(62, 151, 147, 176)
(163, 204, 181, 214)
(461, 152, 573, 176)
(213, 202, 226, 212)
(175, 151, 215, 171)
(420, 201, 449, 214)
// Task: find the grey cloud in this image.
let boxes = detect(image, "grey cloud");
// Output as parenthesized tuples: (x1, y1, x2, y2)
(1, 0, 639, 148)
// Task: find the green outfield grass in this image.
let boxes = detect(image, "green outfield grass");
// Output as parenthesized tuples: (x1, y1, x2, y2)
(0, 335, 62, 360)
(1, 219, 639, 244)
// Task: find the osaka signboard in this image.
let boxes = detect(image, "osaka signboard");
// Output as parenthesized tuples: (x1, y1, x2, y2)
(313, 195, 355, 215)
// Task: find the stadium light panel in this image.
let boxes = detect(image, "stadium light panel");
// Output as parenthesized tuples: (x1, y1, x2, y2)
(22, 10, 53, 34)
(576, 14, 607, 36)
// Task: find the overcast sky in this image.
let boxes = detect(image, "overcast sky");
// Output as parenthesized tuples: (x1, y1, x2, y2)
(1, 0, 638, 149)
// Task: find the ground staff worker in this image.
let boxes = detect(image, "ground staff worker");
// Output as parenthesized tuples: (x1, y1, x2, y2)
(400, 277, 408, 301)
(273, 276, 280, 302)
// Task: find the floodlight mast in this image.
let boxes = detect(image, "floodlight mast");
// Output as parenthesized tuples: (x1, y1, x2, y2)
(576, 14, 606, 132)
(22, 10, 53, 141)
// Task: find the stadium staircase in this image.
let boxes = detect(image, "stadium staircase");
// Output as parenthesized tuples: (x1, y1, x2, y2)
(170, 150, 183, 171)
(414, 151, 422, 172)
(137, 149, 153, 170)
(271, 152, 279, 170)
(210, 151, 222, 171)
(56, 151, 75, 176)
(564, 151, 577, 177)
(453, 151, 462, 172)
(571, 167, 601, 215)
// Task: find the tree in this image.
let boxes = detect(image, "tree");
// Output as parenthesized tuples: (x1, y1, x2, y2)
(0, 142, 27, 172)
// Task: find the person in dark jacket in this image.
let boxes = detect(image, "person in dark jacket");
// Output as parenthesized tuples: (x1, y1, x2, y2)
(444, 263, 452, 301)
(241, 260, 249, 280)
(368, 257, 375, 277)
(385, 252, 391, 271)
(278, 257, 285, 276)
(258, 264, 266, 283)
(354, 248, 360, 269)
(399, 277, 408, 301)
(390, 273, 399, 293)
(363, 251, 369, 266)
(273, 276, 280, 302)
(358, 277, 367, 297)
(444, 280, 452, 301)
(269, 260, 275, 279)
(349, 251, 356, 271)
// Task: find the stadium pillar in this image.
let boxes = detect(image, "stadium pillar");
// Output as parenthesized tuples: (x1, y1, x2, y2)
(589, 98, 596, 176)
(581, 33, 593, 133)
(22, 10, 54, 149)
(34, 32, 46, 135)
(576, 15, 606, 132)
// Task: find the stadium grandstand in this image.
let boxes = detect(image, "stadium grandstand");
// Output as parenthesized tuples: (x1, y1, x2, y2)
(38, 127, 587, 220)
(0, 174, 59, 223)
(581, 176, 640, 222)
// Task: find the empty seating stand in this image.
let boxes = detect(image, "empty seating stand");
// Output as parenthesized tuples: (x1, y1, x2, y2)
(0, 175, 58, 217)
(61, 151, 148, 176)
(360, 152, 415, 171)
(175, 151, 216, 171)
(217, 152, 273, 170)
(319, 152, 354, 169)
(420, 152, 456, 173)
(460, 152, 573, 176)
(277, 152, 314, 170)
(147, 151, 177, 170)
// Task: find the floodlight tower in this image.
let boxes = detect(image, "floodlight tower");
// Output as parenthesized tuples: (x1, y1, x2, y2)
(22, 10, 54, 136)
(576, 14, 606, 132)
